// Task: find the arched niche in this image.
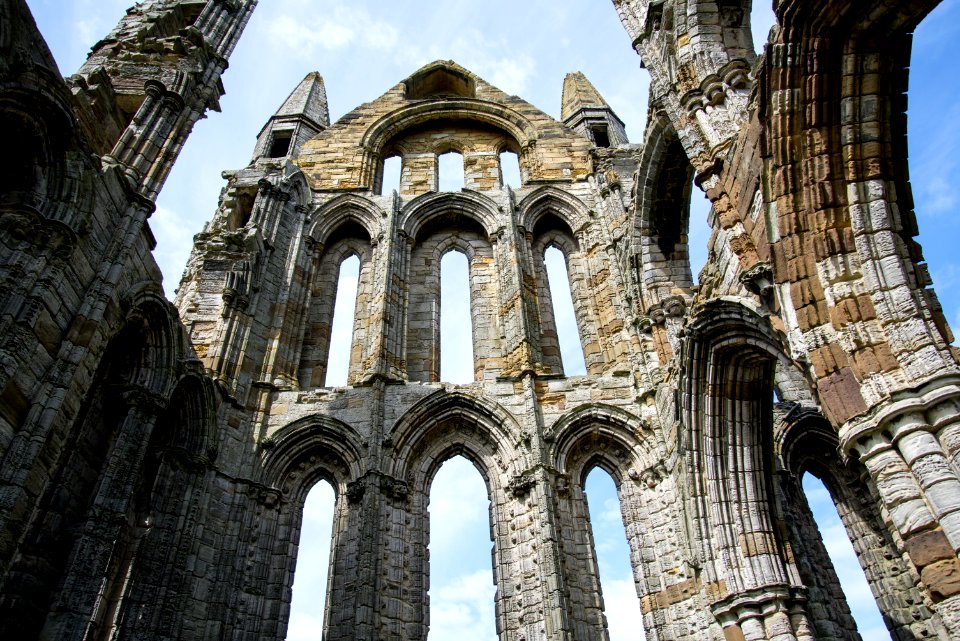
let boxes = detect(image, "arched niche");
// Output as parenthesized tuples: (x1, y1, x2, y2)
(401, 194, 502, 383)
(632, 114, 695, 311)
(777, 406, 946, 639)
(256, 416, 365, 641)
(0, 289, 184, 640)
(385, 391, 522, 641)
(681, 300, 856, 638)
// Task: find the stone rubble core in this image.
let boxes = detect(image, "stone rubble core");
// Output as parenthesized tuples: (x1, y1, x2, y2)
(1, 0, 960, 639)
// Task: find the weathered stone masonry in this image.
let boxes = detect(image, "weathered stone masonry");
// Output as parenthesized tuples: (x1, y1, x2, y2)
(2, 0, 960, 639)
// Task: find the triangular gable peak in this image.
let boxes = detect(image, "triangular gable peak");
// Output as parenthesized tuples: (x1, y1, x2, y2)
(296, 60, 594, 193)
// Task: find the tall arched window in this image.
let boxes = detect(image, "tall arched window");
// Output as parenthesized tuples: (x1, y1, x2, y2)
(801, 473, 890, 639)
(437, 151, 465, 192)
(380, 155, 402, 195)
(499, 150, 521, 188)
(584, 468, 646, 641)
(439, 250, 474, 383)
(325, 255, 360, 387)
(287, 481, 336, 641)
(427, 456, 496, 640)
(544, 246, 587, 376)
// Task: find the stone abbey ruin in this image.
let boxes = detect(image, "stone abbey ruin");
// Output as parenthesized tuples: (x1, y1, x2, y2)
(2, 0, 960, 639)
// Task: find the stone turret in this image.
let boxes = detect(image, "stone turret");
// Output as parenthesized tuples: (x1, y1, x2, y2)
(560, 71, 628, 147)
(252, 71, 329, 161)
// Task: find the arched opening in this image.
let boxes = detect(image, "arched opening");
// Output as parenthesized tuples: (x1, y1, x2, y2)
(380, 155, 402, 195)
(287, 480, 336, 641)
(437, 151, 465, 192)
(427, 455, 495, 640)
(584, 468, 646, 641)
(688, 180, 711, 283)
(801, 473, 889, 639)
(544, 246, 587, 376)
(325, 255, 360, 387)
(439, 250, 474, 383)
(499, 150, 521, 188)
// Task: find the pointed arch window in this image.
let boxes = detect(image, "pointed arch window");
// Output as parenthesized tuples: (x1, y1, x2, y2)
(437, 151, 465, 192)
(427, 456, 496, 640)
(584, 468, 647, 641)
(439, 250, 474, 383)
(287, 481, 336, 641)
(325, 255, 360, 387)
(544, 245, 587, 376)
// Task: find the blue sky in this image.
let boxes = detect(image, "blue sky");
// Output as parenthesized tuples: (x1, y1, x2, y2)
(24, 1, 960, 640)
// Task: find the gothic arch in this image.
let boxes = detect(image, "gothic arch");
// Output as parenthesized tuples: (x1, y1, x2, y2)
(401, 196, 502, 382)
(386, 390, 522, 483)
(362, 100, 536, 158)
(299, 216, 375, 388)
(549, 403, 662, 482)
(681, 299, 860, 636)
(307, 194, 384, 247)
(254, 415, 365, 640)
(399, 190, 501, 242)
(546, 403, 709, 639)
(633, 113, 695, 309)
(260, 415, 365, 501)
(516, 185, 590, 235)
(383, 391, 523, 640)
(776, 405, 944, 639)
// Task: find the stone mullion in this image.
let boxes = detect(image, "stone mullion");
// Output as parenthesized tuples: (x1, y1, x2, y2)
(553, 478, 605, 640)
(348, 247, 375, 383)
(370, 211, 405, 382)
(258, 194, 308, 389)
(393, 231, 414, 381)
(567, 235, 604, 375)
(578, 226, 620, 369)
(43, 391, 162, 641)
(405, 239, 440, 382)
(470, 246, 501, 380)
(362, 206, 406, 381)
(496, 224, 538, 377)
(530, 244, 562, 374)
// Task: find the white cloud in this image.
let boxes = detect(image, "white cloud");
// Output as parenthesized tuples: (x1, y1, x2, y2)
(263, 2, 399, 56)
(429, 570, 497, 641)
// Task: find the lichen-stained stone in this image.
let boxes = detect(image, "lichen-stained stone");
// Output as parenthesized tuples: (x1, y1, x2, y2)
(3, 0, 960, 640)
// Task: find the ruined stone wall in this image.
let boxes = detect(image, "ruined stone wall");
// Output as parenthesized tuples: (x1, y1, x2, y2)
(4, 0, 960, 640)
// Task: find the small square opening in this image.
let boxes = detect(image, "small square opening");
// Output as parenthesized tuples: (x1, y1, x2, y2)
(591, 126, 611, 148)
(269, 132, 293, 158)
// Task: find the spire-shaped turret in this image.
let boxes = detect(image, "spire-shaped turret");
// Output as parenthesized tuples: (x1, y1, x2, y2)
(561, 71, 628, 147)
(68, 0, 258, 199)
(253, 71, 329, 161)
